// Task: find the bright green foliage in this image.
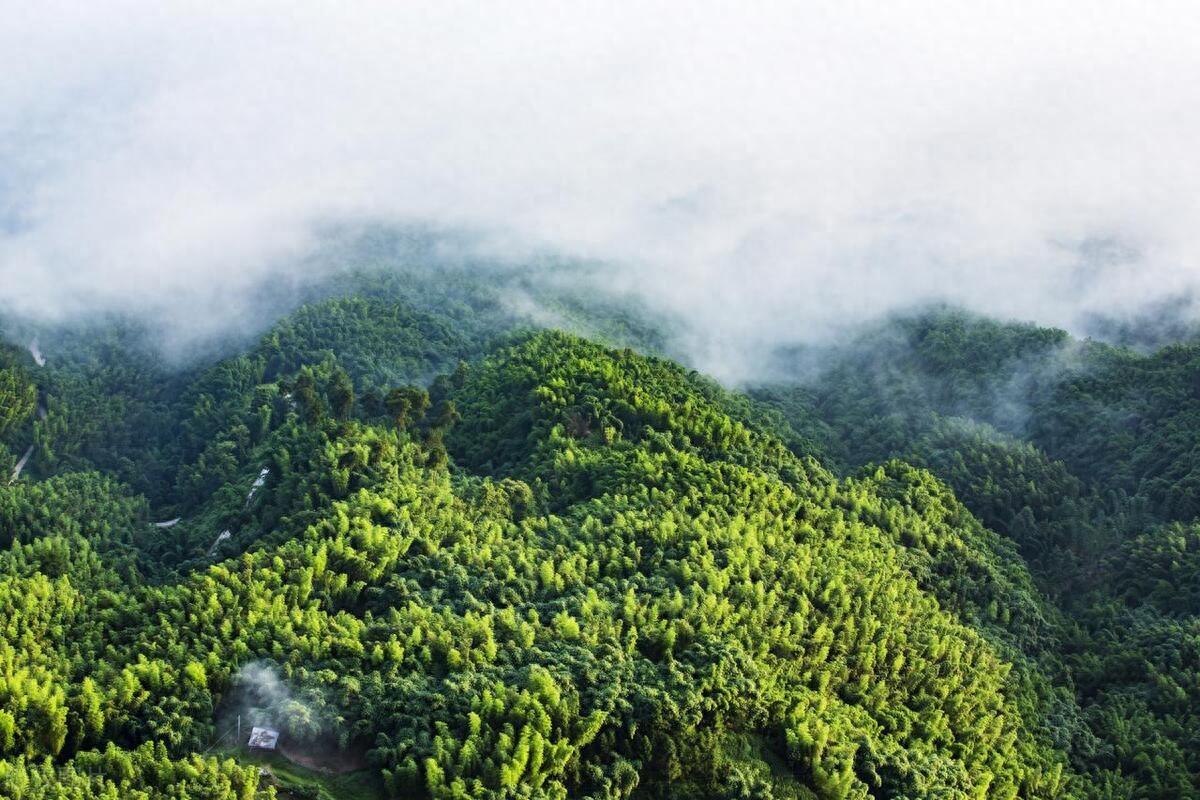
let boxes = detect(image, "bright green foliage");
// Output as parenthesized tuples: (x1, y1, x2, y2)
(0, 742, 267, 799)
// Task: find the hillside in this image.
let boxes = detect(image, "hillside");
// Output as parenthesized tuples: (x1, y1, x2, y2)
(755, 309, 1200, 797)
(0, 285, 1198, 798)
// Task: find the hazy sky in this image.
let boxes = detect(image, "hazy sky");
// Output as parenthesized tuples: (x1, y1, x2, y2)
(3, 1, 1199, 375)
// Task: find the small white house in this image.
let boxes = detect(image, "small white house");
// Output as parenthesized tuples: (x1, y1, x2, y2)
(247, 726, 280, 750)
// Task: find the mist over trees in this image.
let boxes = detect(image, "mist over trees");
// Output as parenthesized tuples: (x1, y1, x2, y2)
(7, 4, 1200, 383)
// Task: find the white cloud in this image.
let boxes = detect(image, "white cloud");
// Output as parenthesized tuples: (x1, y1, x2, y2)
(2, 1, 1199, 377)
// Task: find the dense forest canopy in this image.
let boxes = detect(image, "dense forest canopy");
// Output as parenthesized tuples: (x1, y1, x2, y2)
(1, 269, 1199, 799)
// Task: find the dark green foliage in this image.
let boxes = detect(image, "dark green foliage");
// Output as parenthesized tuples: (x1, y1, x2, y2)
(0, 363, 36, 440)
(1027, 342, 1200, 520)
(755, 307, 1200, 797)
(1111, 523, 1200, 615)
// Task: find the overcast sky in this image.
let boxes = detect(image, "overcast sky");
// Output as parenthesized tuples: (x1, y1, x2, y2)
(3, 1, 1199, 375)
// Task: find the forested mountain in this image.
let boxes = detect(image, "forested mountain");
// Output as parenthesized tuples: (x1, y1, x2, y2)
(1, 273, 1199, 799)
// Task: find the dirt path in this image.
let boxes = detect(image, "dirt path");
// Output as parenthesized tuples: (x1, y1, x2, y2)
(278, 741, 368, 775)
(207, 530, 232, 556)
(9, 444, 34, 484)
(245, 467, 270, 507)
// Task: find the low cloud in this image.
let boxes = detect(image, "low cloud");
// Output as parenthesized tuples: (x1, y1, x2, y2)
(3, 1, 1200, 379)
(233, 660, 325, 741)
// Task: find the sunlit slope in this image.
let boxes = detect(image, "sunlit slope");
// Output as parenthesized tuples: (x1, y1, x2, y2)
(0, 329, 1082, 798)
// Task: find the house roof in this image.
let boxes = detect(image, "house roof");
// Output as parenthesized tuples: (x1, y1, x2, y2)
(247, 727, 280, 749)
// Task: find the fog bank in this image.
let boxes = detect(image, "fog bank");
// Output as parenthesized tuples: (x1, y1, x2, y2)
(3, 2, 1200, 379)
